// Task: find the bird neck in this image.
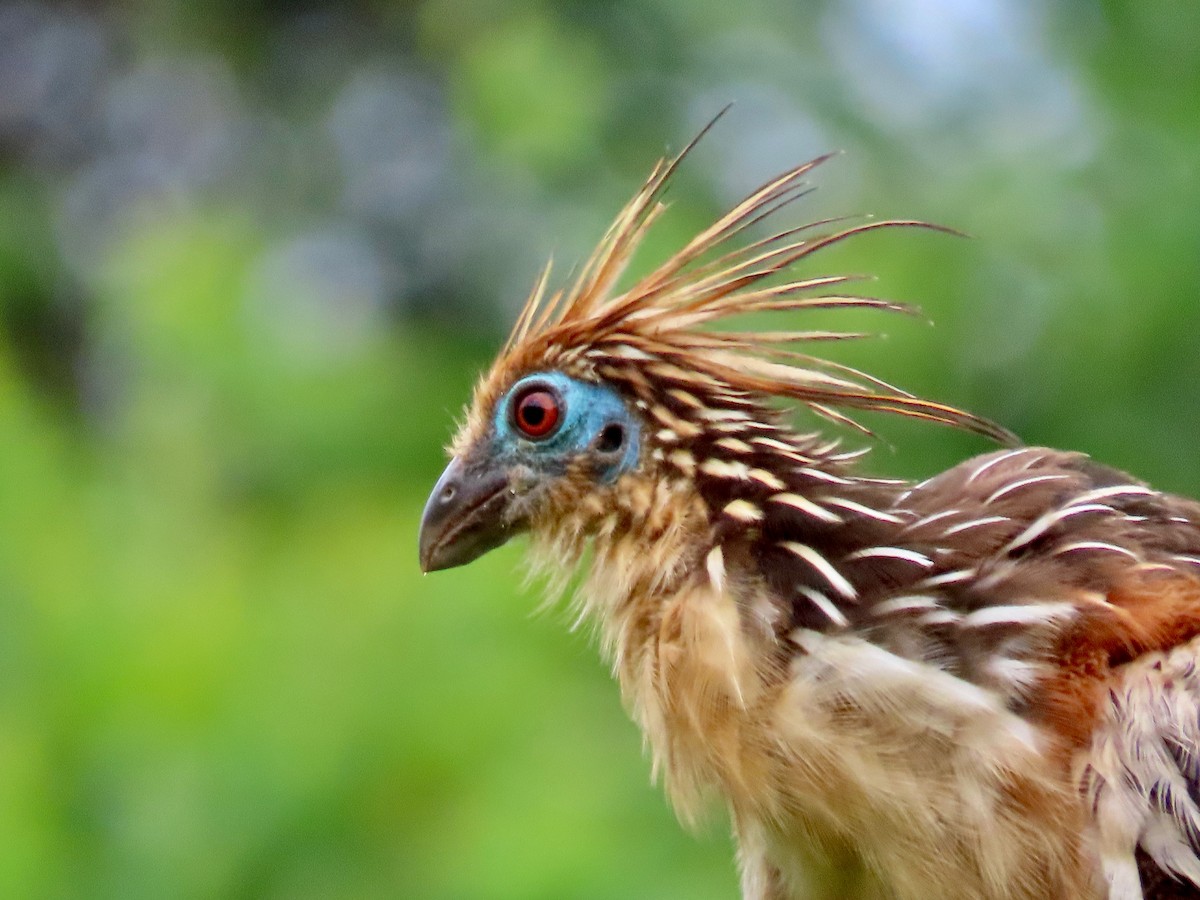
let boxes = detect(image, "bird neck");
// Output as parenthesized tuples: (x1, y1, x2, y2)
(530, 434, 923, 652)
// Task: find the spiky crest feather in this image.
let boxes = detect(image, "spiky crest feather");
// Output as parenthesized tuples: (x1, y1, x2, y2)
(458, 122, 1017, 456)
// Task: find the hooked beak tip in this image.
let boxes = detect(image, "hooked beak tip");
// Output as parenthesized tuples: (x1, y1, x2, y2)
(418, 456, 518, 573)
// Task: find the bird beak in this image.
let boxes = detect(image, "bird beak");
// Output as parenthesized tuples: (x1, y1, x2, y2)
(418, 455, 517, 573)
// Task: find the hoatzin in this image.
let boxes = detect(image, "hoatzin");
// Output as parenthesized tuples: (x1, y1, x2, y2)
(417, 128, 1200, 900)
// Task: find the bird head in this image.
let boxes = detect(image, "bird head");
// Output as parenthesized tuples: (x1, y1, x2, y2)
(418, 369, 642, 572)
(418, 125, 1014, 575)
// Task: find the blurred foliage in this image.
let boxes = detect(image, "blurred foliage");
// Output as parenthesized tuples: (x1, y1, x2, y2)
(0, 0, 1198, 897)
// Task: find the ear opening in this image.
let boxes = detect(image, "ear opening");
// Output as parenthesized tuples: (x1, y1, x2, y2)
(595, 422, 626, 454)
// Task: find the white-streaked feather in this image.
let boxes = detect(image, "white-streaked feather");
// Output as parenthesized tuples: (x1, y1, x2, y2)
(1081, 635, 1200, 898)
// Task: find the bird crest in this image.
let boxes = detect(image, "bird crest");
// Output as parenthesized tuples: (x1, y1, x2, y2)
(455, 120, 1015, 459)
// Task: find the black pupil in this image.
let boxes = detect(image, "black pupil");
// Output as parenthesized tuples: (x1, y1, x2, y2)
(522, 398, 547, 426)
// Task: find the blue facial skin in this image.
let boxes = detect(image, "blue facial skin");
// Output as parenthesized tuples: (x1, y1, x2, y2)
(490, 372, 641, 484)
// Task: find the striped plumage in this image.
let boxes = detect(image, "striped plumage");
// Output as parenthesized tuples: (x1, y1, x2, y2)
(418, 129, 1200, 900)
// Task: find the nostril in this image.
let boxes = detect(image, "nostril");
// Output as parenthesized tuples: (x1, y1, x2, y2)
(441, 484, 457, 502)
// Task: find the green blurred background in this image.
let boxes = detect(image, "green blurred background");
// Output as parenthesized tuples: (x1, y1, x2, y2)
(0, 1, 1198, 897)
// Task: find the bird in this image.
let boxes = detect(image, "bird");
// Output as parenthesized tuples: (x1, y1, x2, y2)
(417, 124, 1200, 900)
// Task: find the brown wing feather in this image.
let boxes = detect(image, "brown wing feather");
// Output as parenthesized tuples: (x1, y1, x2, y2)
(1140, 847, 1200, 899)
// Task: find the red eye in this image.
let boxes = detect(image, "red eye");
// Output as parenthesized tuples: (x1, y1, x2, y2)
(513, 387, 561, 438)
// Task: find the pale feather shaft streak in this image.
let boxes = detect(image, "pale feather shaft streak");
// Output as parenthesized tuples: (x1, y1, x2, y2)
(668, 449, 696, 475)
(871, 594, 943, 617)
(961, 603, 1075, 630)
(964, 448, 1035, 484)
(700, 458, 751, 481)
(905, 509, 961, 532)
(1052, 541, 1141, 562)
(984, 474, 1073, 505)
(799, 467, 855, 486)
(1005, 503, 1116, 552)
(1069, 484, 1154, 506)
(847, 547, 935, 568)
(751, 436, 814, 462)
(710, 420, 756, 434)
(917, 569, 976, 588)
(749, 468, 787, 490)
(821, 496, 905, 524)
(715, 437, 754, 454)
(705, 545, 726, 592)
(723, 499, 764, 523)
(797, 586, 849, 628)
(941, 515, 1010, 536)
(780, 542, 858, 600)
(770, 493, 844, 524)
